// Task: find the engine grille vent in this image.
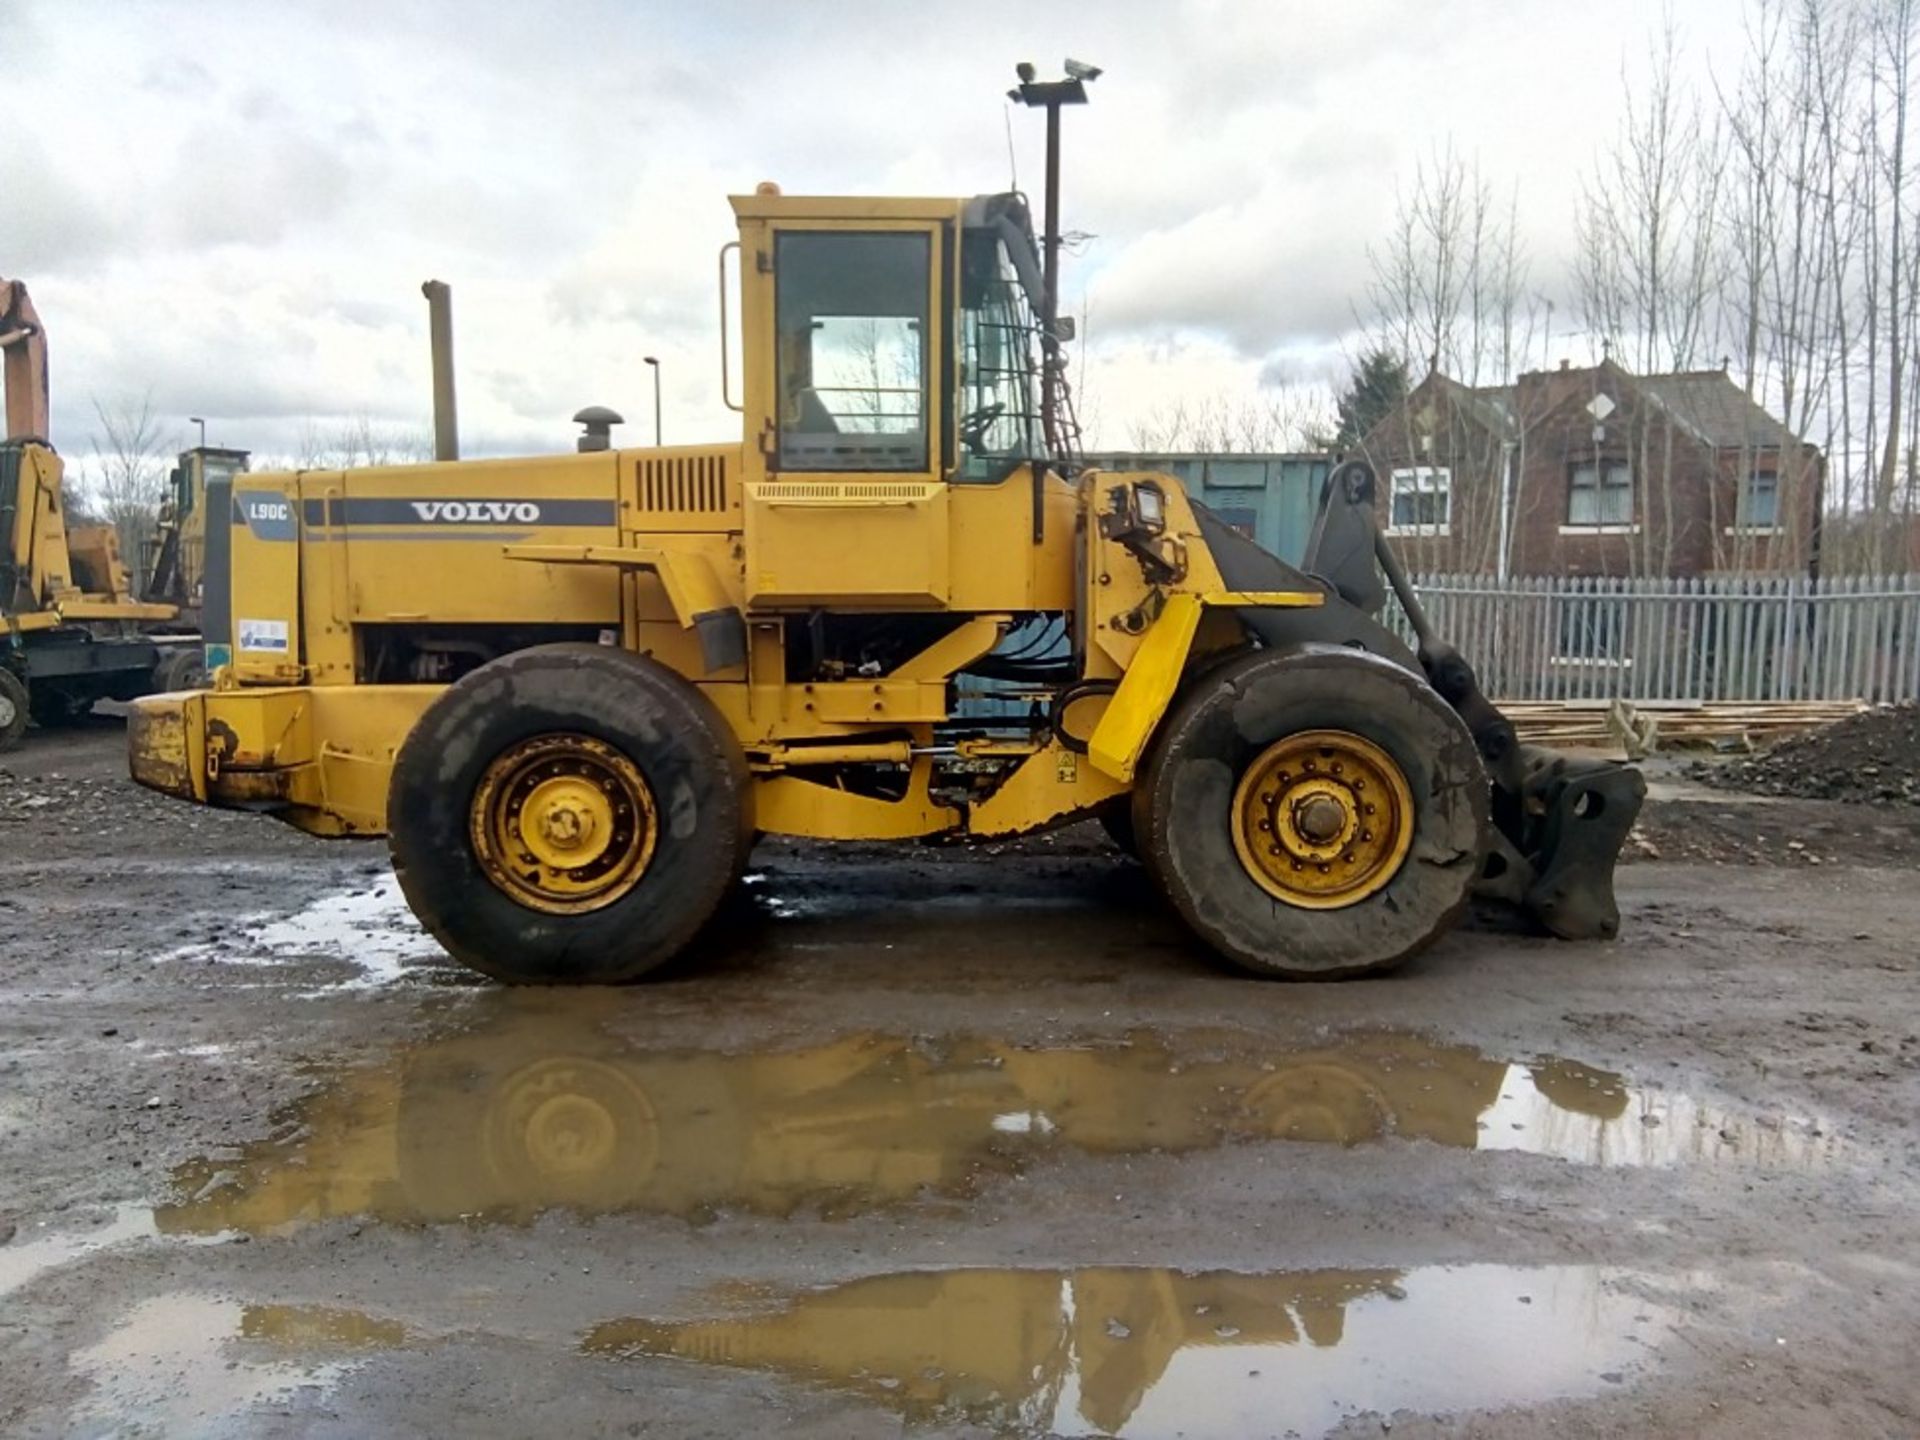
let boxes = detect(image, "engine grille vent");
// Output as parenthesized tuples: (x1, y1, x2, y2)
(638, 453, 730, 513)
(757, 481, 935, 501)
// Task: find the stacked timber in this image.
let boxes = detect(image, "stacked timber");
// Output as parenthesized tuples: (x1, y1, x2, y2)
(1498, 699, 1870, 757)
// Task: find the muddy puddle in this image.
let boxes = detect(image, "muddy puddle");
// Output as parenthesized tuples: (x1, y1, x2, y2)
(71, 1294, 406, 1433)
(583, 1261, 1686, 1437)
(151, 999, 1838, 1236)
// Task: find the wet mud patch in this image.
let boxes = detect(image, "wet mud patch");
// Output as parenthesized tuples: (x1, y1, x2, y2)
(582, 1262, 1690, 1438)
(71, 1293, 408, 1434)
(155, 874, 470, 992)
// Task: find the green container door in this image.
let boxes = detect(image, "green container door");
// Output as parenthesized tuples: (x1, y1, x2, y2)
(1084, 452, 1329, 565)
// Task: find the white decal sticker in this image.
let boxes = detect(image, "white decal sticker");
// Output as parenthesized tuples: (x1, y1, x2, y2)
(409, 500, 542, 523)
(238, 618, 290, 653)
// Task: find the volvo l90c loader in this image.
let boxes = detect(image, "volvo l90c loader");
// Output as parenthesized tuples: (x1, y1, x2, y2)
(126, 179, 1643, 985)
(0, 277, 204, 750)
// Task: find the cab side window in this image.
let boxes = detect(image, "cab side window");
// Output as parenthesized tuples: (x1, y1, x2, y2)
(775, 231, 929, 473)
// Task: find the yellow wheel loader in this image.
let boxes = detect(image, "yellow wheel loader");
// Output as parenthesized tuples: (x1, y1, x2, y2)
(126, 89, 1642, 983)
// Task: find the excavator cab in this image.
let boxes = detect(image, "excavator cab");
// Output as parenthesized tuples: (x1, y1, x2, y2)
(0, 277, 185, 748)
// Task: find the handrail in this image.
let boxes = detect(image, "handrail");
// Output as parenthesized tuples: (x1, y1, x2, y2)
(718, 242, 743, 414)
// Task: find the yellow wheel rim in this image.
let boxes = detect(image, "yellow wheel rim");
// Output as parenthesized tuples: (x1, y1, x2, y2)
(471, 734, 658, 914)
(1230, 729, 1415, 910)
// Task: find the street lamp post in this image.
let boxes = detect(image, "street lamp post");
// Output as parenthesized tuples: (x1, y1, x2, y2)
(643, 356, 662, 447)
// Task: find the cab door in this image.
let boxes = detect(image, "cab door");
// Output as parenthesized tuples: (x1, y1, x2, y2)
(737, 217, 952, 609)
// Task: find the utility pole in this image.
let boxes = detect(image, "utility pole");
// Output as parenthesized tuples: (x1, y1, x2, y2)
(643, 355, 662, 446)
(1008, 60, 1098, 455)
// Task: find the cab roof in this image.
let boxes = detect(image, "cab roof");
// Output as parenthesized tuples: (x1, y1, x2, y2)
(727, 192, 974, 223)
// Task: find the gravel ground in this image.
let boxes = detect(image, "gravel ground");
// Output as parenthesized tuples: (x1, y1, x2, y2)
(2, 724, 1919, 1439)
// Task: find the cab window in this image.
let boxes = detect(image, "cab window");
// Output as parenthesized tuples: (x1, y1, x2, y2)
(957, 230, 1048, 481)
(775, 231, 930, 472)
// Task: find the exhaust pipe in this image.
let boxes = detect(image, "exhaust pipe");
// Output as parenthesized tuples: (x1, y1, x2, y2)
(421, 280, 458, 462)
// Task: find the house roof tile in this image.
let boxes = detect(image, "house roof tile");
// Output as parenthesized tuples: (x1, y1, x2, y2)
(1635, 370, 1803, 451)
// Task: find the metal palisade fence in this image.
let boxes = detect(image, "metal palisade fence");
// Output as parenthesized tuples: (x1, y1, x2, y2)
(1394, 573, 1920, 704)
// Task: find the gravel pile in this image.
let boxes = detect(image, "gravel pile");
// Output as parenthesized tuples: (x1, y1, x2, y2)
(1693, 703, 1920, 806)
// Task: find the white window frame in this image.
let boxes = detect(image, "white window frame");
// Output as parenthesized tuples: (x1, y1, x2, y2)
(1386, 466, 1452, 536)
(1729, 468, 1782, 535)
(1566, 459, 1633, 529)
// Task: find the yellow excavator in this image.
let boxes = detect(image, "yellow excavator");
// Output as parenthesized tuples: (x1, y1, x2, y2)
(0, 277, 197, 750)
(127, 70, 1642, 982)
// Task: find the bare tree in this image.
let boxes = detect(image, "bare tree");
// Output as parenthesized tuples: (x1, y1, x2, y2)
(1364, 146, 1537, 389)
(1359, 149, 1541, 576)
(1575, 13, 1729, 377)
(1867, 0, 1920, 571)
(1124, 385, 1332, 454)
(1574, 11, 1733, 575)
(79, 392, 175, 591)
(294, 414, 435, 469)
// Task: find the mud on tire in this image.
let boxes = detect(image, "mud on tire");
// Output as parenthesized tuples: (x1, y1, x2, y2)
(1132, 645, 1488, 979)
(388, 644, 752, 984)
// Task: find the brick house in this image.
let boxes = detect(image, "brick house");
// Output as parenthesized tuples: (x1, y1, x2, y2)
(1354, 360, 1825, 579)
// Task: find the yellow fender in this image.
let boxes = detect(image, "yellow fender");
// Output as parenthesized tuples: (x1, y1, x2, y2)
(1086, 590, 1323, 784)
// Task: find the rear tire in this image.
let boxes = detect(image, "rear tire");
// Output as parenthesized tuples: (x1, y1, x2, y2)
(388, 644, 752, 984)
(1133, 646, 1487, 979)
(152, 648, 207, 693)
(0, 669, 27, 751)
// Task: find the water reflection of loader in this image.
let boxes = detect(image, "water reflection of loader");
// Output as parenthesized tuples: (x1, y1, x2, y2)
(157, 1002, 1630, 1234)
(583, 1266, 1405, 1436)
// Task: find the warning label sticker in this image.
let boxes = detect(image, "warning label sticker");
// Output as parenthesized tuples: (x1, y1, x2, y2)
(238, 618, 290, 653)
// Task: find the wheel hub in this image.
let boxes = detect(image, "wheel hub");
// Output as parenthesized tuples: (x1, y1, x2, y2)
(470, 734, 657, 914)
(1231, 729, 1416, 910)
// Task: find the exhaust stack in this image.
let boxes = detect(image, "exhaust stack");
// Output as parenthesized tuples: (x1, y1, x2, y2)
(421, 280, 458, 462)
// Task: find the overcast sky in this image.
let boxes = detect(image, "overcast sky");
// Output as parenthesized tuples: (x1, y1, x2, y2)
(7, 0, 1755, 462)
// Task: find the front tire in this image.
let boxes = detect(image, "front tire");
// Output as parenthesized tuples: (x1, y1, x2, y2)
(388, 644, 752, 984)
(1133, 646, 1487, 979)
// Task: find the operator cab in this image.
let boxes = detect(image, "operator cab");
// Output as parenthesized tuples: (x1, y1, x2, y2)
(731, 190, 1053, 488)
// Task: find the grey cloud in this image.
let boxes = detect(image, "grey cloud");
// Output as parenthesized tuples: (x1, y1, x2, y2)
(0, 132, 121, 272)
(1090, 199, 1377, 353)
(159, 124, 356, 248)
(5, 1, 49, 64)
